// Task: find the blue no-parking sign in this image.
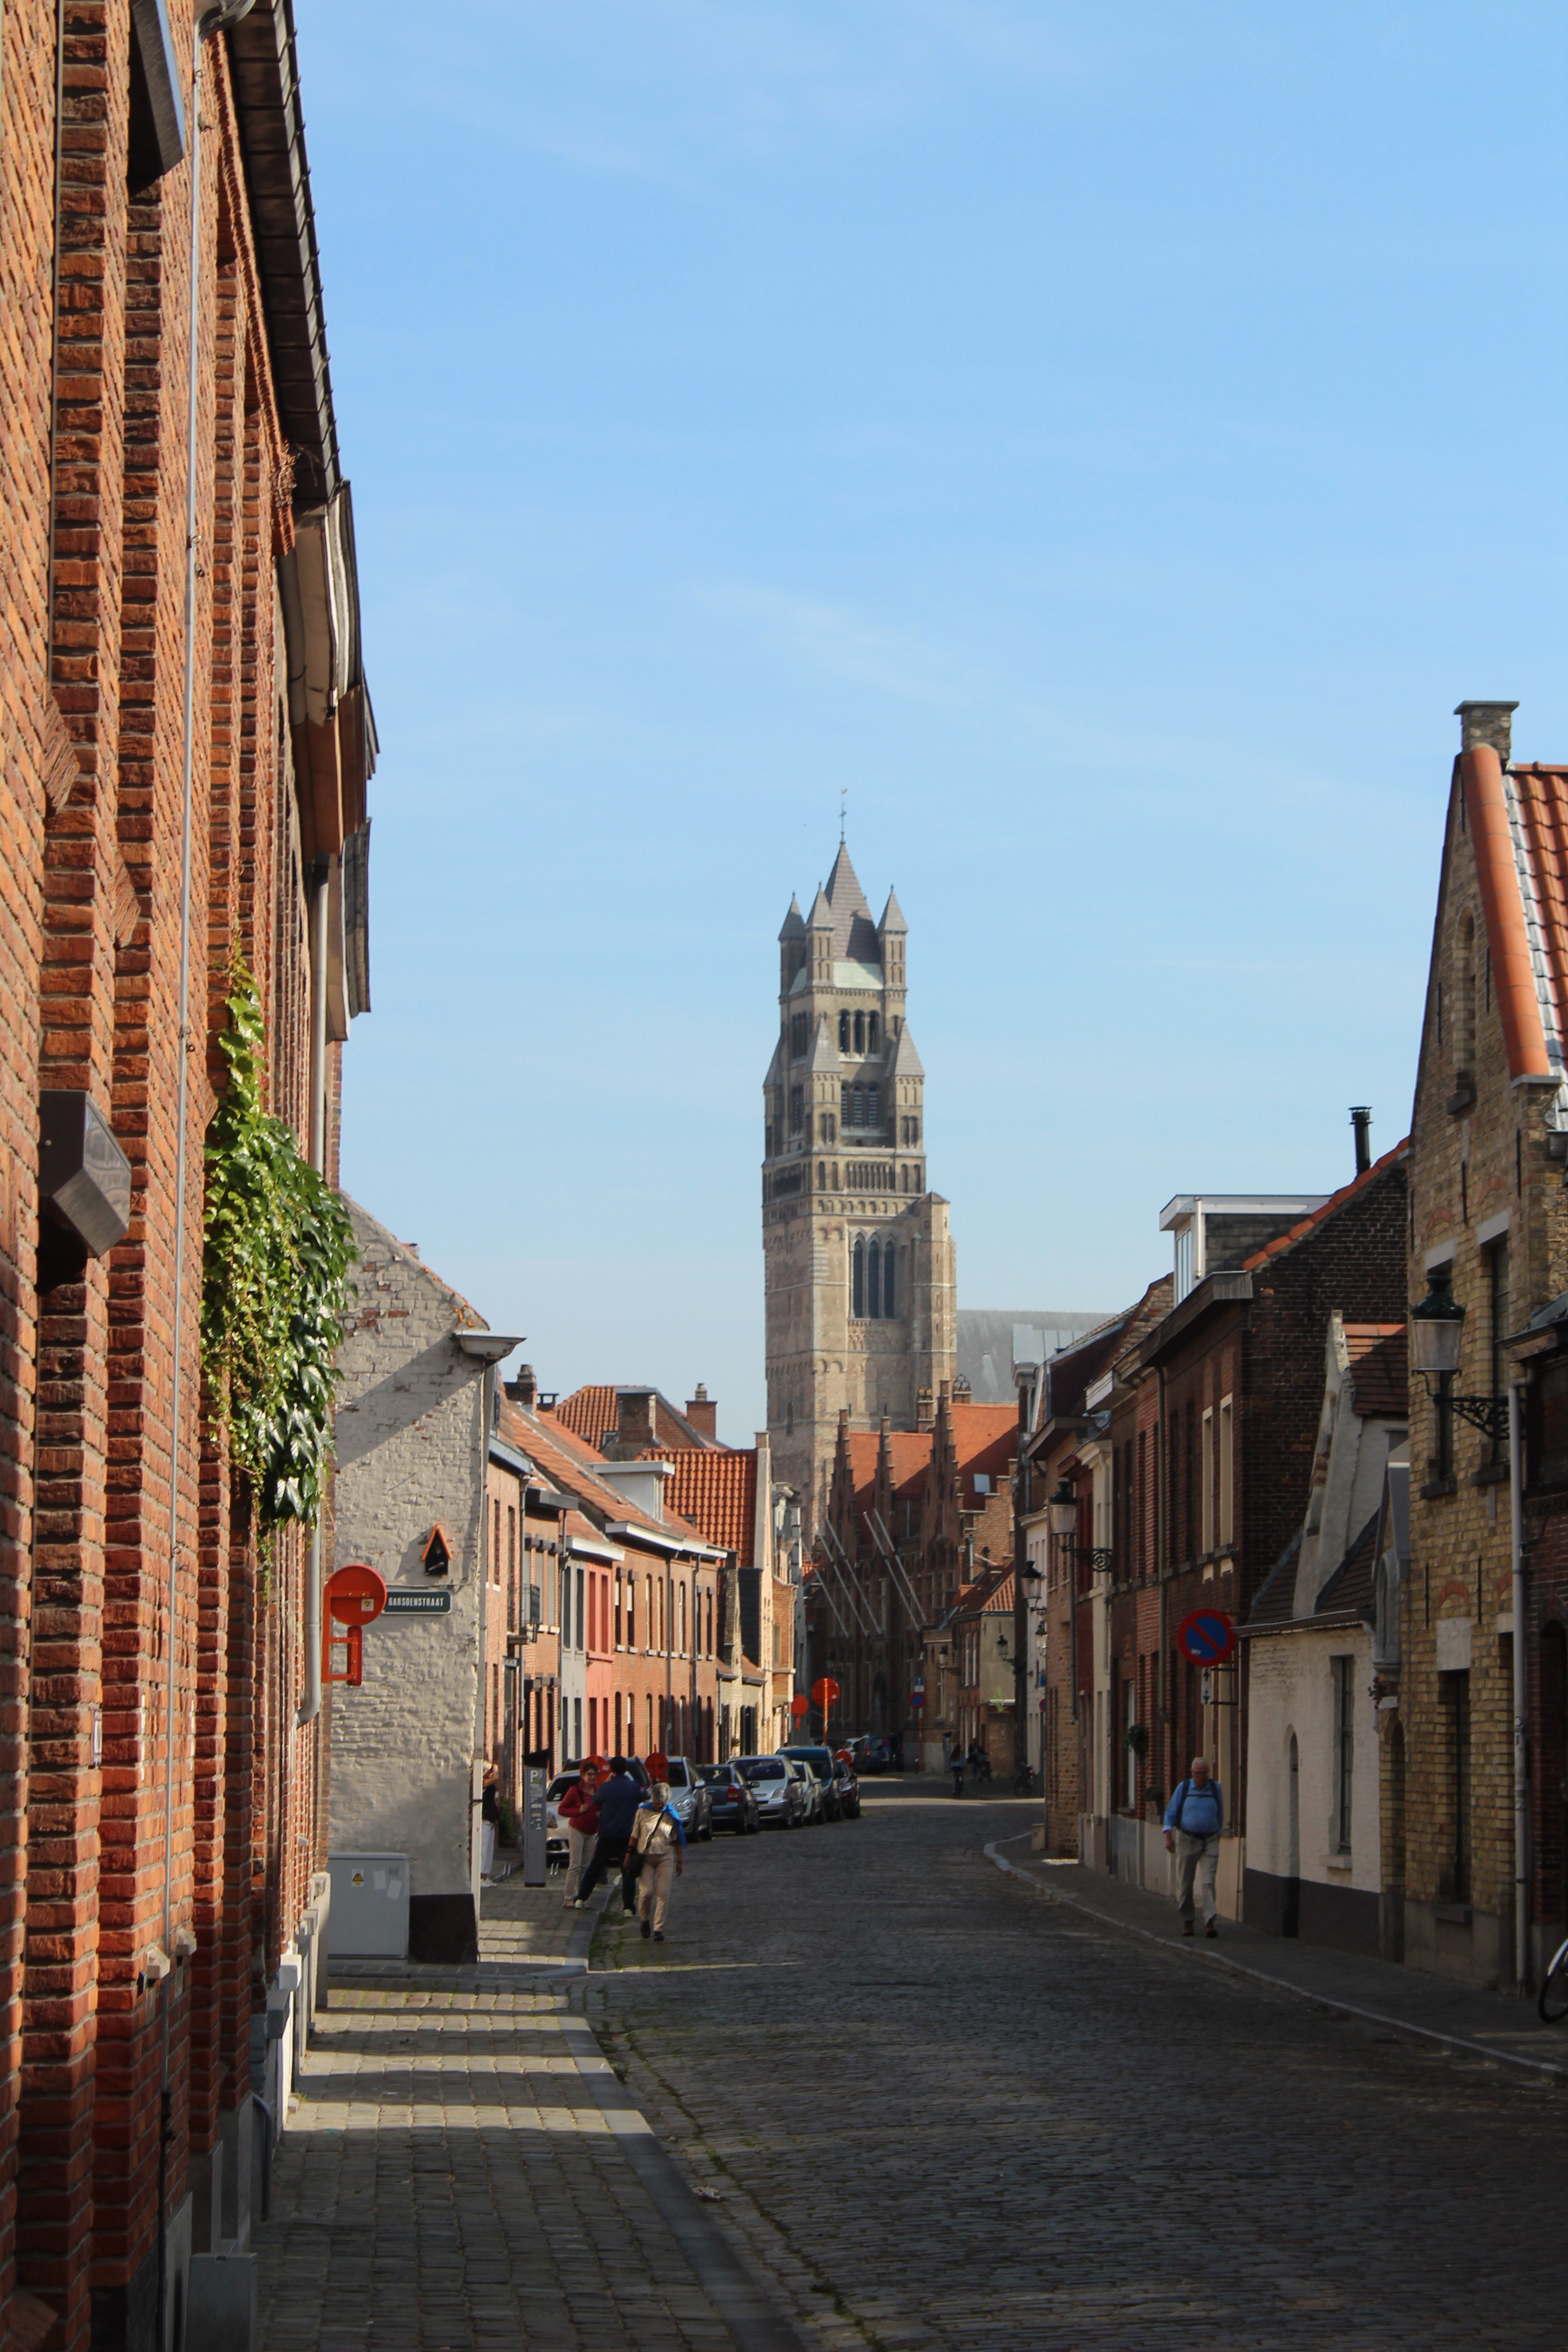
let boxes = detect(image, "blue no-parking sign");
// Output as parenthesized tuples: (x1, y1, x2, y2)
(1176, 1608, 1235, 1666)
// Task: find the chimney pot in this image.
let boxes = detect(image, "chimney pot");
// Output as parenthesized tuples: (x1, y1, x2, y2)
(684, 1385, 718, 1440)
(1455, 700, 1519, 764)
(1350, 1106, 1372, 1177)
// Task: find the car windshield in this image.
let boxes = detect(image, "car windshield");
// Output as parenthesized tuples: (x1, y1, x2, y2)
(739, 1759, 784, 1782)
(665, 1760, 691, 1788)
(782, 1748, 833, 1780)
(698, 1766, 731, 1786)
(546, 1776, 577, 1802)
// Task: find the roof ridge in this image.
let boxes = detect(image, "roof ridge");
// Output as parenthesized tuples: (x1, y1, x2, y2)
(1240, 1138, 1410, 1271)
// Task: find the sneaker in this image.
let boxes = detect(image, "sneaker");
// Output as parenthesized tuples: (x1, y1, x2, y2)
(1181, 1921, 1194, 1936)
(652, 1931, 664, 1943)
(1205, 1921, 1218, 1939)
(641, 1918, 651, 1940)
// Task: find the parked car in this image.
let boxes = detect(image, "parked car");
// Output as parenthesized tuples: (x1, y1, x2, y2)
(734, 1754, 808, 1828)
(662, 1755, 713, 1842)
(784, 1755, 823, 1824)
(698, 1761, 760, 1834)
(832, 1756, 861, 1818)
(861, 1734, 905, 1774)
(779, 1744, 843, 1822)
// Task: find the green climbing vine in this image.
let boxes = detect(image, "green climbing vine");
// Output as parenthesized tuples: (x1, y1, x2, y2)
(201, 956, 357, 1534)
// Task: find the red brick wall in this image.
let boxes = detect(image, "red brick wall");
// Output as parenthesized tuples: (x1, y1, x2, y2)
(0, 13, 334, 2342)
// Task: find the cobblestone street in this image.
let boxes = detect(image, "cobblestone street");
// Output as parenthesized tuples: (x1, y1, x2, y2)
(261, 1782, 1568, 2349)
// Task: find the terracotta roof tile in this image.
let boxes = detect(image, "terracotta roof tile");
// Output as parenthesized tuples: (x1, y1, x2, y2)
(1240, 1139, 1410, 1272)
(662, 1451, 758, 1563)
(500, 1401, 714, 1551)
(551, 1386, 619, 1448)
(1344, 1324, 1408, 1419)
(1504, 764, 1568, 1079)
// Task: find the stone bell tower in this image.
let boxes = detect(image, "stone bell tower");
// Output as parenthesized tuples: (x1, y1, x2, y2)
(761, 843, 957, 1526)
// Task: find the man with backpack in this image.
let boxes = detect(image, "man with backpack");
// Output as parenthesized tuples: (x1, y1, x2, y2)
(1163, 1755, 1224, 1938)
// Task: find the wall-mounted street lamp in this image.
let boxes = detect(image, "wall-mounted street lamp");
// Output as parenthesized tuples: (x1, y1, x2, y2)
(1409, 1263, 1509, 1442)
(1049, 1478, 1113, 1573)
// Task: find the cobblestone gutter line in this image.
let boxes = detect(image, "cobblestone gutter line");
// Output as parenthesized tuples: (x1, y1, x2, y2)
(584, 1915, 878, 2352)
(985, 1838, 1568, 2087)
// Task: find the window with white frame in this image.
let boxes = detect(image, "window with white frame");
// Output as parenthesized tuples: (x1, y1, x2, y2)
(1218, 1396, 1234, 1549)
(1201, 1409, 1215, 1554)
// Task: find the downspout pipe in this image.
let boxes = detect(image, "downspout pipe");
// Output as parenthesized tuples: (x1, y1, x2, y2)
(295, 860, 330, 1729)
(1510, 1378, 1529, 1991)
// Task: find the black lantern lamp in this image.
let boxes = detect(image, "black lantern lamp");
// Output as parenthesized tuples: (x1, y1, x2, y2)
(1409, 1263, 1508, 1440)
(1047, 1475, 1113, 1573)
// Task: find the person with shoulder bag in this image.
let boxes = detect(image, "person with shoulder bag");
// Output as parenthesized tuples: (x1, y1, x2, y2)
(628, 1777, 686, 1943)
(559, 1759, 601, 1909)
(1163, 1755, 1225, 1938)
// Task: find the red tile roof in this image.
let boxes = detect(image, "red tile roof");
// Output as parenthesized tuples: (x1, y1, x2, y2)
(1240, 1139, 1410, 1272)
(661, 1450, 758, 1564)
(500, 1399, 716, 1553)
(551, 1385, 619, 1448)
(1344, 1323, 1408, 1419)
(1511, 766, 1568, 1073)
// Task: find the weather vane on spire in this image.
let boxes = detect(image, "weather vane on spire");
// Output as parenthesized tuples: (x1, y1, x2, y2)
(840, 788, 847, 845)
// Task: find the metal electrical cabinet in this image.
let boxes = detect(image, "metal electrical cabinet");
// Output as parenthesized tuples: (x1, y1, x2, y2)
(328, 1852, 410, 1957)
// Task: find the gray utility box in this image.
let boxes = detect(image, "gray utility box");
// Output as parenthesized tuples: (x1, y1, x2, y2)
(329, 1852, 409, 1957)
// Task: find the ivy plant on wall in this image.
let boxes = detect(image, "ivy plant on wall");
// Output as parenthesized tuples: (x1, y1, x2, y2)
(201, 956, 356, 1534)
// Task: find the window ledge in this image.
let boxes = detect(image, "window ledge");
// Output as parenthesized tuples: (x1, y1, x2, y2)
(1322, 1856, 1354, 1874)
(1471, 1461, 1510, 1488)
(1432, 1902, 1473, 1925)
(1420, 1476, 1458, 1500)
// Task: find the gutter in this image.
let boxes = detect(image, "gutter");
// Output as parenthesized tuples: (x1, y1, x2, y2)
(605, 1520, 726, 1562)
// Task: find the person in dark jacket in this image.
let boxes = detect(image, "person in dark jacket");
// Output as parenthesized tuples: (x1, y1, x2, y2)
(574, 1757, 640, 1908)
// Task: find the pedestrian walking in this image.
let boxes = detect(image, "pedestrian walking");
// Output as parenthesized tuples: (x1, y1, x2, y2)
(1163, 1754, 1225, 1937)
(574, 1755, 641, 1909)
(629, 1774, 686, 1943)
(559, 1757, 601, 1908)
(479, 1761, 501, 1882)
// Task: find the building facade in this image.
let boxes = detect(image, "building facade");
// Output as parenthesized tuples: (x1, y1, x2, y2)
(0, 5, 376, 2340)
(1399, 701, 1568, 1985)
(762, 844, 956, 1523)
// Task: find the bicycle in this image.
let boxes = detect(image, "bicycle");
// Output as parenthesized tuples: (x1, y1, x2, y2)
(1012, 1764, 1037, 1798)
(1539, 1931, 1568, 2023)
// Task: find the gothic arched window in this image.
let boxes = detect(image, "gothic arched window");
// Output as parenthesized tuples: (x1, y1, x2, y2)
(883, 1245, 897, 1318)
(852, 1237, 865, 1319)
(818, 1162, 827, 1190)
(839, 1010, 850, 1052)
(868, 1012, 879, 1053)
(852, 1084, 864, 1127)
(867, 1085, 881, 1127)
(867, 1238, 882, 1318)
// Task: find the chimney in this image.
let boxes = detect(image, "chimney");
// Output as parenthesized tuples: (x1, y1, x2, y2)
(685, 1383, 717, 1440)
(1455, 701, 1518, 764)
(506, 1362, 538, 1408)
(1350, 1107, 1372, 1178)
(615, 1387, 656, 1453)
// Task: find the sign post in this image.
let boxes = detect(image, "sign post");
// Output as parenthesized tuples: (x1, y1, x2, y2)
(811, 1676, 841, 1744)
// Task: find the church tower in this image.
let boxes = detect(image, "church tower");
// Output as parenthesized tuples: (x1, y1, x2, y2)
(762, 844, 957, 1525)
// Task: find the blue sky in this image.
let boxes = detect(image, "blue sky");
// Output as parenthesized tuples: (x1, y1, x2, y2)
(303, 1, 1568, 1442)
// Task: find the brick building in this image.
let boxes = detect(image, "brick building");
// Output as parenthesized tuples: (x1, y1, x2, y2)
(1400, 701, 1568, 1986)
(0, 4, 376, 2342)
(809, 1389, 1017, 1764)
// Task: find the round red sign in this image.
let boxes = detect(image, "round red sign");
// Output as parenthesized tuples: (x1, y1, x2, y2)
(1176, 1607, 1235, 1666)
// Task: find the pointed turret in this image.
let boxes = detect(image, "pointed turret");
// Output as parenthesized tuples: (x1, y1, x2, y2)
(877, 887, 906, 936)
(891, 1022, 924, 1078)
(779, 893, 808, 995)
(878, 884, 907, 991)
(824, 843, 869, 913)
(807, 1016, 841, 1073)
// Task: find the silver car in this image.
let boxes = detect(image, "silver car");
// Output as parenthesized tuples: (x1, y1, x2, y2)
(734, 1753, 807, 1829)
(662, 1755, 713, 1843)
(785, 1755, 823, 1825)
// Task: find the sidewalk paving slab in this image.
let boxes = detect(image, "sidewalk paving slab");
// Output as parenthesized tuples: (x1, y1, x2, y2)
(987, 1829, 1568, 2083)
